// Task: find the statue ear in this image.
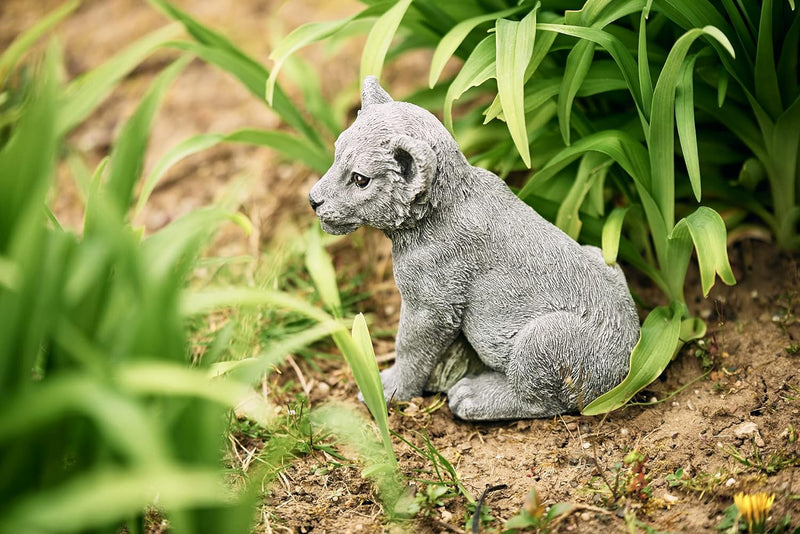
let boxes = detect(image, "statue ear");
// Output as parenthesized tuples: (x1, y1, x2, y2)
(361, 76, 393, 109)
(390, 135, 436, 198)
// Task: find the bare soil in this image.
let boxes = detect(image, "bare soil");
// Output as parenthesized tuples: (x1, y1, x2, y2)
(5, 1, 799, 532)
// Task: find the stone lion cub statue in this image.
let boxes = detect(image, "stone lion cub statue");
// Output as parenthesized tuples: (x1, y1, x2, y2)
(309, 76, 640, 421)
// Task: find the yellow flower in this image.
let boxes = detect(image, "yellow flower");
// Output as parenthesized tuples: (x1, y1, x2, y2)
(734, 492, 775, 534)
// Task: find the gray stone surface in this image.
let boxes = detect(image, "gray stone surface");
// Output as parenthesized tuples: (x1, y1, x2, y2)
(309, 77, 640, 420)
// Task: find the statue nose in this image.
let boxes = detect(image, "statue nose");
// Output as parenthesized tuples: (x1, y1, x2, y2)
(309, 193, 323, 211)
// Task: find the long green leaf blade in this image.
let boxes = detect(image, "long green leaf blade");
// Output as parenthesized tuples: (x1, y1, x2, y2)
(444, 35, 496, 130)
(58, 24, 182, 135)
(496, 7, 537, 167)
(360, 0, 413, 81)
(428, 5, 525, 88)
(675, 53, 702, 201)
(601, 206, 630, 265)
(582, 303, 682, 415)
(558, 39, 594, 146)
(266, 19, 354, 105)
(0, 0, 80, 88)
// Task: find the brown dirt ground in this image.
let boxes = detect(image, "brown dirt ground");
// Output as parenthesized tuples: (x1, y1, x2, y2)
(4, 1, 799, 533)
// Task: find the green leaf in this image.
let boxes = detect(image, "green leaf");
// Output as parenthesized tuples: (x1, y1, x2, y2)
(266, 19, 355, 105)
(538, 23, 643, 112)
(668, 207, 736, 298)
(519, 130, 652, 202)
(582, 303, 683, 415)
(150, 0, 323, 148)
(444, 35, 496, 130)
(0, 467, 235, 533)
(135, 129, 331, 217)
(546, 502, 576, 521)
(428, 5, 525, 88)
(638, 10, 654, 117)
(754, 0, 783, 118)
(305, 225, 342, 317)
(350, 313, 395, 465)
(360, 0, 413, 81)
(116, 361, 273, 424)
(649, 26, 734, 230)
(558, 39, 594, 146)
(602, 206, 630, 265)
(58, 24, 182, 135)
(0, 44, 59, 253)
(555, 153, 610, 239)
(0, 0, 80, 88)
(496, 7, 537, 167)
(86, 56, 189, 229)
(181, 287, 331, 323)
(675, 53, 702, 201)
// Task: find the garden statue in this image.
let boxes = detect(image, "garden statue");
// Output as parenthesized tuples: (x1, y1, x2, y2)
(308, 76, 640, 420)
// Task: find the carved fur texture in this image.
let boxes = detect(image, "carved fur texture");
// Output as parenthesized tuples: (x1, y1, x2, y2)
(309, 77, 640, 421)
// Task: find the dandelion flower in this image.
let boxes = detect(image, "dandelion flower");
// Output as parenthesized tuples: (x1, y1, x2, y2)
(734, 492, 775, 534)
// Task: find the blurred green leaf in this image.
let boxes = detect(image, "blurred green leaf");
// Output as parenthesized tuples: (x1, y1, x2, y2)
(305, 225, 342, 317)
(267, 19, 354, 106)
(1, 467, 235, 533)
(85, 56, 189, 231)
(58, 24, 182, 135)
(0, 0, 80, 88)
(135, 129, 331, 218)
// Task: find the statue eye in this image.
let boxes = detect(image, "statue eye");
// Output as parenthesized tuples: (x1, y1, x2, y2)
(351, 172, 371, 189)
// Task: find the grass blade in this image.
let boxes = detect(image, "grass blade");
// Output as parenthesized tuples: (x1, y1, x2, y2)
(1, 467, 235, 533)
(496, 6, 537, 167)
(350, 314, 395, 466)
(58, 24, 182, 135)
(305, 225, 342, 317)
(266, 19, 354, 105)
(135, 129, 331, 218)
(0, 0, 80, 88)
(428, 5, 525, 88)
(86, 57, 189, 229)
(360, 0, 413, 81)
(582, 303, 682, 415)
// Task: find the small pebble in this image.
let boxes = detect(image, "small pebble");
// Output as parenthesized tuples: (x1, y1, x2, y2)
(620, 428, 629, 436)
(566, 422, 578, 431)
(580, 512, 591, 521)
(582, 442, 591, 449)
(725, 478, 737, 487)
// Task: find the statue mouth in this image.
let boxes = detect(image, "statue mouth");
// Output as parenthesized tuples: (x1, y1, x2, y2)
(318, 217, 359, 235)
